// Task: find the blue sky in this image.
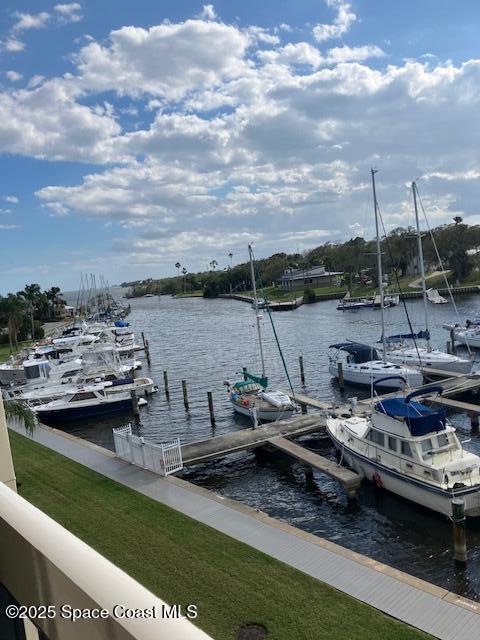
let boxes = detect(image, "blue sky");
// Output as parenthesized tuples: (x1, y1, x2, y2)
(1, 1, 480, 293)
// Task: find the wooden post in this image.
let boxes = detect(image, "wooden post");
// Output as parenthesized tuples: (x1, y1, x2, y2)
(242, 366, 247, 381)
(299, 356, 306, 386)
(141, 331, 146, 349)
(145, 338, 151, 365)
(446, 341, 452, 355)
(304, 464, 314, 483)
(182, 379, 189, 412)
(452, 498, 467, 564)
(337, 361, 345, 390)
(130, 390, 139, 416)
(207, 391, 215, 428)
(450, 328, 457, 356)
(469, 411, 479, 433)
(163, 370, 170, 401)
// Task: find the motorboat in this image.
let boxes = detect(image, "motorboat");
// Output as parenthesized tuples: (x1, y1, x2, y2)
(327, 382, 480, 517)
(33, 382, 145, 425)
(329, 343, 423, 389)
(337, 292, 373, 311)
(443, 322, 480, 350)
(426, 288, 448, 304)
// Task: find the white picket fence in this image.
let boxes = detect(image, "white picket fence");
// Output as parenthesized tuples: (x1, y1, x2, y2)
(112, 424, 183, 476)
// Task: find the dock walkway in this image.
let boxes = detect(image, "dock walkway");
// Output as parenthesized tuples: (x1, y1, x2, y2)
(268, 436, 362, 498)
(8, 421, 480, 640)
(181, 414, 324, 465)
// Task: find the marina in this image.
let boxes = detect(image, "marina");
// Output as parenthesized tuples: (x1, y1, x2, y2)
(7, 290, 480, 603)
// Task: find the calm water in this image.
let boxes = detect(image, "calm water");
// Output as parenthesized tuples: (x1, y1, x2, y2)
(66, 293, 480, 599)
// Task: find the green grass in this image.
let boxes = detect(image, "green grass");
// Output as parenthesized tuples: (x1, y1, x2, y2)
(0, 340, 33, 363)
(10, 430, 431, 640)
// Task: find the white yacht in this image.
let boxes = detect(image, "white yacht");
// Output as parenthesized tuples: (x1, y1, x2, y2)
(34, 382, 146, 425)
(329, 343, 423, 389)
(327, 383, 480, 517)
(383, 182, 473, 374)
(444, 322, 480, 350)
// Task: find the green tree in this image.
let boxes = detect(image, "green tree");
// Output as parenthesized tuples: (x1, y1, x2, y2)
(18, 283, 41, 338)
(0, 294, 27, 353)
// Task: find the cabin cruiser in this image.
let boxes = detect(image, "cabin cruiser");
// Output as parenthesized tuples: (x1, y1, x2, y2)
(33, 382, 146, 425)
(329, 343, 423, 389)
(4, 373, 157, 405)
(327, 381, 480, 517)
(225, 374, 295, 422)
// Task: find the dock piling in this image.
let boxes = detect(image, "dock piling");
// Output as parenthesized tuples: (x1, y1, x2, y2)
(299, 356, 306, 386)
(182, 379, 189, 412)
(130, 390, 139, 416)
(163, 371, 170, 401)
(446, 341, 452, 355)
(207, 391, 215, 428)
(469, 411, 479, 433)
(452, 498, 467, 565)
(242, 367, 247, 381)
(337, 362, 345, 391)
(450, 329, 457, 356)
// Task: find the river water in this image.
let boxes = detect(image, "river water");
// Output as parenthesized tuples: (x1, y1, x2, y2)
(64, 292, 480, 600)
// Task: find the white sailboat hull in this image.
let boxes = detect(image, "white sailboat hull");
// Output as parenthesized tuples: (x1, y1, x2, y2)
(329, 361, 423, 389)
(452, 330, 480, 350)
(231, 399, 294, 422)
(384, 348, 473, 374)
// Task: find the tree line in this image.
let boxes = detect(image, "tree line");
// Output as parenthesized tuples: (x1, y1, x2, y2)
(0, 284, 65, 352)
(124, 218, 480, 298)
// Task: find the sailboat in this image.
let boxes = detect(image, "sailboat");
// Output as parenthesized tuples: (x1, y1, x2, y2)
(383, 182, 473, 374)
(329, 169, 423, 390)
(225, 245, 296, 422)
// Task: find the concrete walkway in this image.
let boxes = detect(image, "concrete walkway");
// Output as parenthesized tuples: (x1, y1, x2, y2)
(10, 422, 480, 640)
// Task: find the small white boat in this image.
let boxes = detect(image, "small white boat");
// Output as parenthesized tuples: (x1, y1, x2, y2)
(444, 324, 480, 350)
(226, 379, 295, 421)
(227, 244, 296, 423)
(426, 288, 448, 304)
(327, 383, 480, 517)
(329, 343, 423, 389)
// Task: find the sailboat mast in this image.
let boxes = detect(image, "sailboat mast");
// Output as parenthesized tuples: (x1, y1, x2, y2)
(248, 244, 266, 378)
(412, 182, 430, 349)
(371, 168, 386, 361)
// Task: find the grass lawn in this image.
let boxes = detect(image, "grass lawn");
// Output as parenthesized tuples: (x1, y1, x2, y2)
(10, 430, 431, 640)
(0, 340, 33, 363)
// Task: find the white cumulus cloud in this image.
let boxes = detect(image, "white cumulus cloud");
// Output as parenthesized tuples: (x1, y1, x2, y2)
(313, 0, 356, 42)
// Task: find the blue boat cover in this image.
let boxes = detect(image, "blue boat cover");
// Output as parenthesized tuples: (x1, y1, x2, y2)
(329, 342, 379, 364)
(383, 330, 430, 343)
(115, 319, 130, 327)
(375, 397, 446, 436)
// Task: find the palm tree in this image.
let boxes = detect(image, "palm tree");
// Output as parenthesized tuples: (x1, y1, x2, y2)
(228, 253, 233, 269)
(3, 399, 36, 436)
(0, 294, 27, 353)
(175, 262, 181, 277)
(46, 286, 61, 319)
(181, 267, 188, 293)
(18, 283, 41, 339)
(209, 259, 218, 271)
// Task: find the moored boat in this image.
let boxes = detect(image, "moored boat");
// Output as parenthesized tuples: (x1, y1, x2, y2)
(327, 382, 480, 517)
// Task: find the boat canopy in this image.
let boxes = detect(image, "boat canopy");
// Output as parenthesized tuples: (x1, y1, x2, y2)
(243, 371, 268, 388)
(329, 342, 379, 364)
(383, 330, 430, 343)
(115, 319, 130, 327)
(375, 397, 446, 436)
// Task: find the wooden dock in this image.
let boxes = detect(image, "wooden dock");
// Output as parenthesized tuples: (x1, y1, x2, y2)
(180, 413, 363, 497)
(268, 436, 363, 498)
(181, 414, 325, 466)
